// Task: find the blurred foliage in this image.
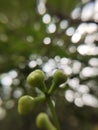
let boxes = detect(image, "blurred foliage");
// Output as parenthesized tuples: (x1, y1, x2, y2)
(0, 0, 98, 130)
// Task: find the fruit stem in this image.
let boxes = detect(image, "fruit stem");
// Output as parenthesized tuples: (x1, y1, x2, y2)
(48, 83, 56, 95)
(34, 94, 46, 103)
(47, 97, 60, 130)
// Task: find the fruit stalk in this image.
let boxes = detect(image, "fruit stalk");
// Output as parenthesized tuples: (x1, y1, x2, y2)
(47, 97, 60, 130)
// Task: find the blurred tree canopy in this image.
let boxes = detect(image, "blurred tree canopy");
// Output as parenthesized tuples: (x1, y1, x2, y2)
(0, 0, 98, 130)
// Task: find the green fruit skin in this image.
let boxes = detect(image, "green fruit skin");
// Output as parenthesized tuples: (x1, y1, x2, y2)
(48, 70, 67, 94)
(18, 95, 35, 115)
(36, 113, 57, 130)
(26, 70, 46, 92)
(53, 70, 67, 86)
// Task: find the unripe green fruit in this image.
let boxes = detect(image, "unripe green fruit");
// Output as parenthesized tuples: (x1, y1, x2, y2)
(36, 113, 57, 130)
(18, 95, 35, 115)
(26, 70, 46, 92)
(53, 70, 67, 85)
(48, 70, 67, 94)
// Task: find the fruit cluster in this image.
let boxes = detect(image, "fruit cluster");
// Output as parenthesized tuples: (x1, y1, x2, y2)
(18, 69, 67, 130)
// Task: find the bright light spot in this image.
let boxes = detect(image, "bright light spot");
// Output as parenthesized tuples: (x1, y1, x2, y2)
(37, 1, 46, 15)
(47, 23, 56, 33)
(68, 78, 79, 89)
(77, 85, 89, 94)
(8, 70, 18, 79)
(28, 60, 37, 68)
(71, 7, 81, 19)
(94, 12, 98, 22)
(1, 75, 12, 86)
(72, 61, 81, 74)
(36, 58, 43, 65)
(65, 90, 74, 102)
(81, 2, 94, 21)
(81, 67, 98, 77)
(5, 100, 15, 109)
(86, 23, 98, 33)
(59, 58, 72, 75)
(26, 36, 34, 43)
(43, 37, 51, 45)
(42, 59, 56, 75)
(61, 58, 69, 65)
(64, 66, 72, 75)
(0, 107, 6, 120)
(42, 14, 51, 24)
(77, 23, 87, 34)
(77, 45, 90, 55)
(77, 45, 98, 55)
(85, 34, 96, 44)
(74, 98, 84, 107)
(94, 0, 98, 22)
(71, 33, 81, 43)
(60, 20, 68, 29)
(89, 58, 98, 67)
(82, 94, 98, 107)
(77, 23, 97, 35)
(13, 88, 23, 98)
(94, 0, 98, 12)
(66, 27, 75, 36)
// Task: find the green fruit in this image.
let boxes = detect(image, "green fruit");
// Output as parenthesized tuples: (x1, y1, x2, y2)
(26, 69, 46, 92)
(18, 95, 35, 115)
(36, 112, 57, 130)
(48, 70, 67, 94)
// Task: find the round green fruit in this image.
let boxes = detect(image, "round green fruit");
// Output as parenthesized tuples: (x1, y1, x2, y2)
(26, 70, 46, 92)
(53, 70, 67, 85)
(48, 70, 67, 94)
(18, 95, 35, 115)
(36, 112, 56, 130)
